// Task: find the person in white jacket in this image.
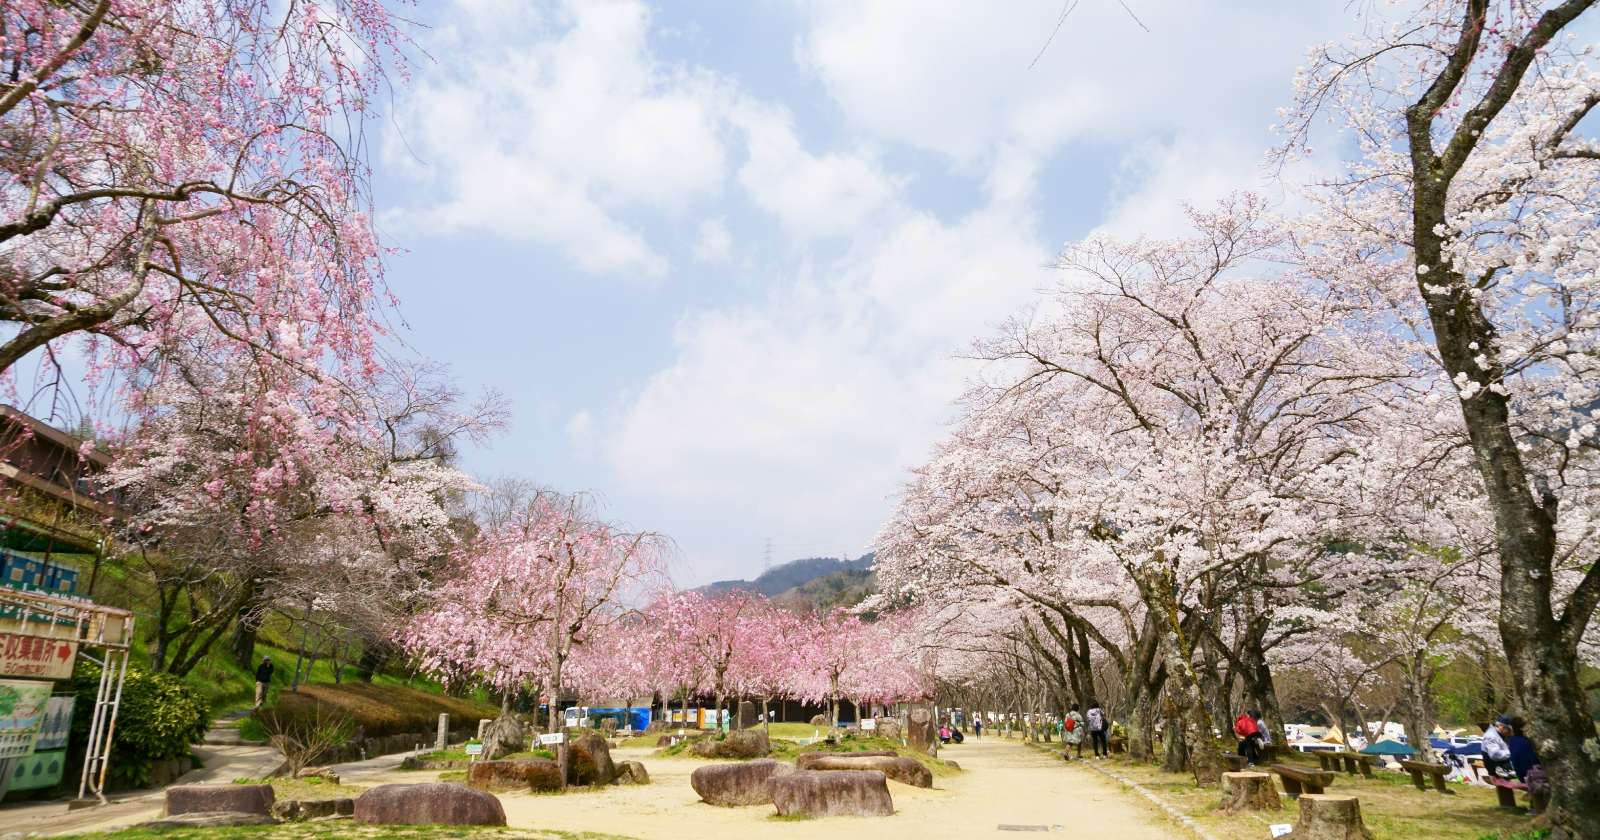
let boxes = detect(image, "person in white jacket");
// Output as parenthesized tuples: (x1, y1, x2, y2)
(1481, 715, 1514, 779)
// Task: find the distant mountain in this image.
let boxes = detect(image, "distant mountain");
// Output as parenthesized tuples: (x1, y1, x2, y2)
(700, 553, 875, 599)
(772, 566, 876, 613)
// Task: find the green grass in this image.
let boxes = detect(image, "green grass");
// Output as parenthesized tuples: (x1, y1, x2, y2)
(230, 776, 365, 801)
(747, 722, 825, 740)
(56, 825, 638, 840)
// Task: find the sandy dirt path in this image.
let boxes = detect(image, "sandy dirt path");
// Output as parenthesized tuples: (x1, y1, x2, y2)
(350, 737, 1179, 840)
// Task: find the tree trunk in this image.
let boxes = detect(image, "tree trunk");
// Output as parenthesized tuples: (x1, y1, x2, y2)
(1219, 772, 1282, 813)
(1404, 58, 1600, 836)
(1286, 794, 1373, 840)
(228, 578, 269, 671)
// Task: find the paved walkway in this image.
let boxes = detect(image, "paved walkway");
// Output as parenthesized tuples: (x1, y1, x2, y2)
(0, 743, 282, 837)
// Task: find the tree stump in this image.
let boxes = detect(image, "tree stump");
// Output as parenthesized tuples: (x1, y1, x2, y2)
(1219, 771, 1281, 813)
(1285, 794, 1374, 840)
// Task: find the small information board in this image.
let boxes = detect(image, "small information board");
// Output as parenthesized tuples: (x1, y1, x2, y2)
(539, 732, 567, 746)
(861, 719, 876, 731)
(464, 743, 484, 756)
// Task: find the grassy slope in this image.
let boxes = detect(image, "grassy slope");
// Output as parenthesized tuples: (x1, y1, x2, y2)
(257, 682, 499, 739)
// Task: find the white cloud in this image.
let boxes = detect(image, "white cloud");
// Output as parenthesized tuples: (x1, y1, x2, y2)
(693, 218, 734, 263)
(386, 0, 730, 278)
(732, 102, 900, 240)
(606, 181, 1051, 566)
(793, 0, 1349, 164)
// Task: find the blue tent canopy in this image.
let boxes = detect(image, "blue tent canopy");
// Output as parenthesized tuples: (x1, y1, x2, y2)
(1360, 740, 1417, 756)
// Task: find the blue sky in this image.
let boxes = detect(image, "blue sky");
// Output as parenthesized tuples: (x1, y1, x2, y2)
(369, 0, 1355, 586)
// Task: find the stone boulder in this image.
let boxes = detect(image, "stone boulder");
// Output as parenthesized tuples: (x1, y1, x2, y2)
(907, 704, 936, 756)
(568, 732, 616, 786)
(690, 759, 794, 806)
(615, 760, 650, 785)
(468, 759, 563, 793)
(480, 715, 526, 761)
(874, 718, 902, 740)
(295, 767, 341, 785)
(353, 783, 506, 826)
(736, 701, 759, 729)
(140, 812, 277, 829)
(690, 728, 770, 759)
(272, 798, 356, 821)
(795, 754, 931, 788)
(809, 714, 829, 726)
(165, 784, 274, 817)
(769, 770, 894, 818)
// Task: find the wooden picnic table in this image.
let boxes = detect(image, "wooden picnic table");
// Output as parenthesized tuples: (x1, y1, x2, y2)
(1314, 750, 1380, 778)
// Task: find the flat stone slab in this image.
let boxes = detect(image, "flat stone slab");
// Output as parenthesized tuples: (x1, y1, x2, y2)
(769, 769, 894, 818)
(353, 782, 506, 826)
(165, 784, 274, 817)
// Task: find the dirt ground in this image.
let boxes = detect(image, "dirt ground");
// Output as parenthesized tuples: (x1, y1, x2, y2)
(345, 736, 1179, 840)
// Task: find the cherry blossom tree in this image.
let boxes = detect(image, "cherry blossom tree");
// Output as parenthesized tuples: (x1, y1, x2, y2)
(0, 0, 404, 385)
(400, 490, 669, 785)
(1283, 3, 1600, 831)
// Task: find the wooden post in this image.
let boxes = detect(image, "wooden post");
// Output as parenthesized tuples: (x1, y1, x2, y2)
(1287, 794, 1374, 840)
(436, 713, 449, 751)
(1219, 771, 1282, 813)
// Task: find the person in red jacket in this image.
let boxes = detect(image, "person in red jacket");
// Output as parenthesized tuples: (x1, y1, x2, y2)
(1234, 709, 1263, 766)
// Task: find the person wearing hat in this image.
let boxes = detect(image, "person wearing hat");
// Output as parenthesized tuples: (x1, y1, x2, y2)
(254, 656, 274, 709)
(1481, 715, 1515, 779)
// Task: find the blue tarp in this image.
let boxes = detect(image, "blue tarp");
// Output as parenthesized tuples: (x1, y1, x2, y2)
(1445, 742, 1484, 757)
(1360, 740, 1417, 756)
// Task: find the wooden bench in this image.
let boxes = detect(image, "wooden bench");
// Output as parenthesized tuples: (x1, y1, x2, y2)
(1270, 764, 1335, 799)
(1398, 759, 1452, 794)
(1220, 753, 1248, 772)
(1488, 777, 1526, 809)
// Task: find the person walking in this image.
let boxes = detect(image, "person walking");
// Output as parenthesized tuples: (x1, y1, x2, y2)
(1086, 701, 1109, 758)
(1063, 704, 1086, 758)
(253, 655, 274, 709)
(973, 715, 983, 739)
(1480, 715, 1515, 779)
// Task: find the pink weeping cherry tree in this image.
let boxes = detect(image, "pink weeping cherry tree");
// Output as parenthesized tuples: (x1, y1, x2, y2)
(1, 0, 407, 386)
(400, 490, 669, 786)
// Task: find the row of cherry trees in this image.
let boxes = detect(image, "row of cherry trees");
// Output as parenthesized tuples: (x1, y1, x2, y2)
(875, 3, 1600, 836)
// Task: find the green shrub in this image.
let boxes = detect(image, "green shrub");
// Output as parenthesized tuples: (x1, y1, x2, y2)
(71, 663, 211, 788)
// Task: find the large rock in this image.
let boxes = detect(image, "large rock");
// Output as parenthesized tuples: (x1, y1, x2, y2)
(165, 784, 275, 817)
(353, 783, 506, 826)
(295, 766, 341, 785)
(690, 759, 794, 806)
(769, 769, 894, 818)
(736, 700, 760, 729)
(468, 759, 563, 792)
(690, 728, 770, 759)
(907, 704, 937, 756)
(568, 731, 616, 786)
(140, 812, 277, 829)
(810, 714, 829, 726)
(795, 754, 932, 788)
(615, 760, 651, 785)
(481, 715, 526, 761)
(874, 717, 903, 740)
